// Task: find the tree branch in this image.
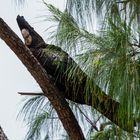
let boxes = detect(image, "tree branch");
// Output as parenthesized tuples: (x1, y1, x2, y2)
(16, 16, 125, 131)
(18, 92, 43, 96)
(0, 17, 85, 140)
(0, 126, 9, 140)
(0, 15, 135, 133)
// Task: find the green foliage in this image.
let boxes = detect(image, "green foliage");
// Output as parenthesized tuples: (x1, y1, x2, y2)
(44, 0, 140, 139)
(91, 127, 129, 140)
(18, 96, 51, 140)
(19, 95, 99, 140)
(18, 0, 140, 139)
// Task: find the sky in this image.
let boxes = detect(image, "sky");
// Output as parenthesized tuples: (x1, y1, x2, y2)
(0, 0, 65, 139)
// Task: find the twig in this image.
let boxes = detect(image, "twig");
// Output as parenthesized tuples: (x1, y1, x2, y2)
(18, 92, 43, 96)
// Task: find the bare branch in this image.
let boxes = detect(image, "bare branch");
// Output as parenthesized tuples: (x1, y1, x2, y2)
(0, 17, 85, 140)
(0, 126, 9, 140)
(18, 92, 43, 96)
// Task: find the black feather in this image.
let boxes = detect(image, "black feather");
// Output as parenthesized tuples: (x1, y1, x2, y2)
(16, 15, 46, 48)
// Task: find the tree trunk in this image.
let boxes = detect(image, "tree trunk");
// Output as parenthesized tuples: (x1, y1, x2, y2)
(0, 126, 8, 140)
(0, 18, 85, 140)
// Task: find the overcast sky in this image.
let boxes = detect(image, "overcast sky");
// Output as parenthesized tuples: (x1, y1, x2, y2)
(0, 0, 65, 139)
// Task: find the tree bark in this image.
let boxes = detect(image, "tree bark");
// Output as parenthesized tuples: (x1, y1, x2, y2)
(0, 126, 8, 140)
(0, 18, 85, 140)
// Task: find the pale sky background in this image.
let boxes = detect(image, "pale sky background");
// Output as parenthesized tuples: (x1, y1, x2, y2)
(0, 0, 65, 140)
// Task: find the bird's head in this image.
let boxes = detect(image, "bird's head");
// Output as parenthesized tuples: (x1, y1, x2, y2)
(21, 28, 32, 46)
